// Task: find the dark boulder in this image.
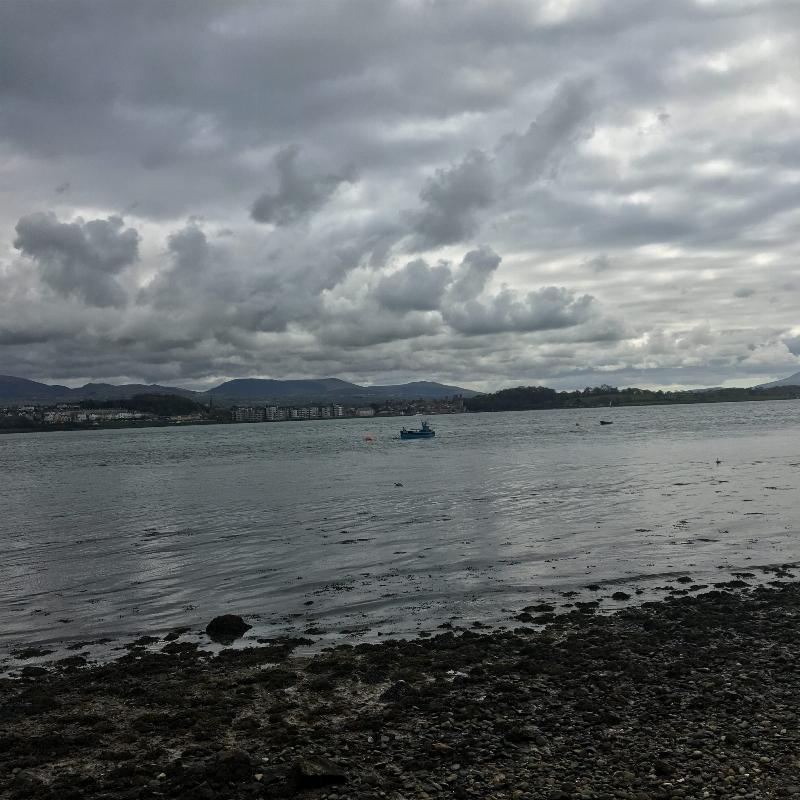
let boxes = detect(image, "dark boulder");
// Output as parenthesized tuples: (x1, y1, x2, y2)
(11, 646, 54, 660)
(291, 757, 347, 789)
(380, 680, 414, 702)
(205, 615, 252, 644)
(210, 748, 253, 783)
(20, 665, 49, 678)
(653, 758, 674, 776)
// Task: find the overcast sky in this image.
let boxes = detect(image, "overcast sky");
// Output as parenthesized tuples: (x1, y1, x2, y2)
(1, 0, 799, 391)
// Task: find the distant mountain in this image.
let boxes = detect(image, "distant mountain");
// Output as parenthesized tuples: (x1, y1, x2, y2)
(0, 374, 478, 404)
(0, 375, 199, 404)
(209, 377, 478, 402)
(209, 378, 358, 400)
(76, 382, 198, 400)
(354, 381, 479, 400)
(0, 375, 71, 401)
(756, 371, 800, 389)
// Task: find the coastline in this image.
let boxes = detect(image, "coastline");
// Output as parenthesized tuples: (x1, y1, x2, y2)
(0, 420, 224, 435)
(4, 582, 800, 799)
(3, 392, 800, 436)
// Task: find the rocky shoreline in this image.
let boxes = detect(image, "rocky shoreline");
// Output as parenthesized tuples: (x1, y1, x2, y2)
(4, 582, 800, 800)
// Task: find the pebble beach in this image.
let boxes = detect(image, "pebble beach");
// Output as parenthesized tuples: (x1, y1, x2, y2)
(4, 578, 800, 800)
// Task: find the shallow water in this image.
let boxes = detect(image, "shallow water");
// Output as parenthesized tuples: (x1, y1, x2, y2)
(1, 400, 799, 661)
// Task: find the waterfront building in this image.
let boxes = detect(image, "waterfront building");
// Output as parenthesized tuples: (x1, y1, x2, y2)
(265, 406, 286, 421)
(232, 406, 266, 423)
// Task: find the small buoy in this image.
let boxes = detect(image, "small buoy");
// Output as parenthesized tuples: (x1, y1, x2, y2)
(715, 458, 721, 465)
(364, 434, 374, 442)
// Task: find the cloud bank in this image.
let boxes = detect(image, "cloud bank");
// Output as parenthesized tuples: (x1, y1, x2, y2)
(0, 0, 799, 390)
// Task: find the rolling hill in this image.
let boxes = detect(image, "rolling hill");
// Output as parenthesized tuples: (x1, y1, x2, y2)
(0, 375, 477, 404)
(208, 377, 477, 402)
(756, 371, 800, 389)
(0, 375, 72, 401)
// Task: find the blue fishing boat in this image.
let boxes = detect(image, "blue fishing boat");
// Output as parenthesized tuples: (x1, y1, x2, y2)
(400, 420, 435, 439)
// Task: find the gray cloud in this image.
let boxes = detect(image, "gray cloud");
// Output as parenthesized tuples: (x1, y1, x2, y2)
(444, 286, 595, 336)
(406, 81, 597, 252)
(138, 222, 316, 337)
(784, 335, 800, 357)
(251, 145, 355, 225)
(447, 246, 502, 302)
(139, 224, 212, 310)
(13, 212, 139, 307)
(497, 79, 596, 183)
(408, 150, 494, 250)
(0, 327, 58, 346)
(585, 254, 612, 273)
(374, 258, 451, 311)
(324, 242, 606, 348)
(322, 310, 442, 348)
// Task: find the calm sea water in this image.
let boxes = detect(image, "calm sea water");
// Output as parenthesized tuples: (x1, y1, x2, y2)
(1, 401, 799, 662)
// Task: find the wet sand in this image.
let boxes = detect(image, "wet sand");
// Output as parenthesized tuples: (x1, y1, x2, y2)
(4, 580, 800, 800)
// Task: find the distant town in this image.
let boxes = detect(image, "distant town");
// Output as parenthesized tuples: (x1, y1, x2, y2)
(231, 394, 465, 422)
(3, 378, 800, 434)
(0, 394, 467, 432)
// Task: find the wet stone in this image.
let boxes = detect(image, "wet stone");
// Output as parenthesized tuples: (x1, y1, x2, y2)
(205, 614, 252, 644)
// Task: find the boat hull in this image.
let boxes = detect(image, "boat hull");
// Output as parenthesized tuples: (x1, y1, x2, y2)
(400, 431, 435, 439)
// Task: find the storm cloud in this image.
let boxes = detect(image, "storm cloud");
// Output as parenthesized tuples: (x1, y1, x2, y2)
(374, 258, 452, 312)
(13, 213, 139, 308)
(0, 0, 799, 390)
(444, 286, 595, 336)
(497, 78, 597, 184)
(448, 246, 502, 303)
(408, 150, 495, 250)
(251, 145, 356, 225)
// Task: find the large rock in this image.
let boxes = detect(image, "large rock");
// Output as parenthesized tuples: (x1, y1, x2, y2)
(209, 748, 253, 783)
(291, 757, 347, 789)
(205, 614, 252, 643)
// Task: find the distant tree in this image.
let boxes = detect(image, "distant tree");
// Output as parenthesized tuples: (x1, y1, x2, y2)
(125, 394, 204, 416)
(465, 383, 800, 413)
(82, 394, 204, 417)
(465, 385, 558, 412)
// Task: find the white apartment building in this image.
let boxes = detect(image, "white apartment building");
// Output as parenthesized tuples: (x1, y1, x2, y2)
(232, 406, 266, 423)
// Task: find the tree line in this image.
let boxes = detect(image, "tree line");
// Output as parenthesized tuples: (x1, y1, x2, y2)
(79, 393, 205, 416)
(464, 384, 800, 412)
